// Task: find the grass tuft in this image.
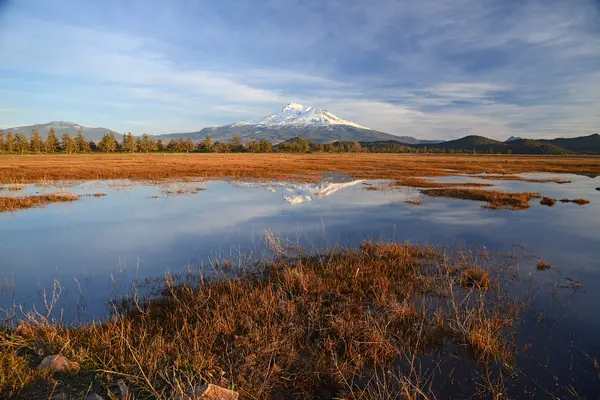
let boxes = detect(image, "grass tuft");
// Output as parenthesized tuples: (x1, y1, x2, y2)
(540, 197, 556, 207)
(536, 259, 552, 271)
(459, 267, 491, 290)
(560, 198, 590, 205)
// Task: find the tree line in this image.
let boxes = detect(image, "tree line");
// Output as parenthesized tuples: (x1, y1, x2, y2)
(0, 128, 525, 155)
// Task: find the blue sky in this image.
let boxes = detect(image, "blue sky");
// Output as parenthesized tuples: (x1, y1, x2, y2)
(0, 0, 599, 139)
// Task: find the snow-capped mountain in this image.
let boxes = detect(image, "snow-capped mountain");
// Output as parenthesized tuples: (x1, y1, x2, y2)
(232, 103, 370, 130)
(505, 136, 523, 142)
(158, 103, 425, 144)
(2, 121, 119, 141)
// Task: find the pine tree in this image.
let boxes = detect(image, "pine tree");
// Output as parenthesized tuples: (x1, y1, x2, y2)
(75, 130, 90, 152)
(231, 134, 243, 152)
(5, 132, 14, 152)
(30, 129, 44, 153)
(139, 133, 151, 152)
(123, 133, 137, 153)
(15, 133, 29, 153)
(259, 139, 272, 153)
(205, 134, 212, 152)
(298, 138, 309, 153)
(185, 136, 195, 153)
(247, 140, 260, 153)
(98, 133, 117, 153)
(46, 128, 60, 153)
(62, 134, 76, 154)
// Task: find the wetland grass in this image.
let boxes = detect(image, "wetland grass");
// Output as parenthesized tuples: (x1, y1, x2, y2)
(1, 242, 524, 399)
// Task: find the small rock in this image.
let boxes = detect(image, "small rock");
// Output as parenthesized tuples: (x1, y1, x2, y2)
(117, 379, 129, 399)
(179, 384, 239, 400)
(38, 354, 81, 372)
(596, 187, 600, 191)
(51, 393, 69, 400)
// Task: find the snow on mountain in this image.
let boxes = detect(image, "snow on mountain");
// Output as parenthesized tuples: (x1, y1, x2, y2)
(232, 103, 371, 130)
(156, 103, 436, 144)
(234, 179, 366, 205)
(3, 121, 118, 141)
(505, 136, 523, 142)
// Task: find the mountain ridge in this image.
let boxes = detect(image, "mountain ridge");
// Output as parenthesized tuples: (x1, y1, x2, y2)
(153, 103, 438, 144)
(1, 121, 121, 142)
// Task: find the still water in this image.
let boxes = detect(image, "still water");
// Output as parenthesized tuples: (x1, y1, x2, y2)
(1, 173, 599, 396)
(1, 174, 599, 318)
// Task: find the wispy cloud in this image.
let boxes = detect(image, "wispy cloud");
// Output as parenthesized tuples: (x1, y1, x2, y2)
(0, 0, 598, 138)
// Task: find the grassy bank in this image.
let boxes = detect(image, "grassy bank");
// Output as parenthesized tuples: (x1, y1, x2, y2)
(1, 242, 530, 399)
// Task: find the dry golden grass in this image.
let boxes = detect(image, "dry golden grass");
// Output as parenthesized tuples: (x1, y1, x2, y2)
(539, 197, 557, 207)
(421, 188, 541, 210)
(560, 198, 590, 205)
(1, 242, 521, 399)
(0, 154, 598, 184)
(0, 194, 81, 213)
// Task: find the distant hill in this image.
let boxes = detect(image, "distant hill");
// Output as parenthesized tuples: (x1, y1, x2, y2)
(155, 103, 441, 145)
(411, 135, 575, 154)
(2, 121, 120, 142)
(539, 134, 600, 154)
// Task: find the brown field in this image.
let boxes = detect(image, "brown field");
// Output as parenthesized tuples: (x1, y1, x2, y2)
(0, 153, 599, 184)
(0, 194, 80, 213)
(1, 242, 522, 399)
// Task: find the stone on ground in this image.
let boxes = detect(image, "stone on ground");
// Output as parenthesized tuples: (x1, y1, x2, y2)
(37, 355, 81, 372)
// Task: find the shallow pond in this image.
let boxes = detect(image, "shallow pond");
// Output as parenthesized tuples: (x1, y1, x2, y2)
(1, 173, 599, 396)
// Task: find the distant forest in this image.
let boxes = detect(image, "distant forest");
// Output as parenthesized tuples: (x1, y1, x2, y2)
(1, 128, 598, 155)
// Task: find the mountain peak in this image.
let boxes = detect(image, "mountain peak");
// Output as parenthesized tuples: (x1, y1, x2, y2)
(505, 136, 523, 142)
(232, 103, 370, 130)
(281, 102, 306, 112)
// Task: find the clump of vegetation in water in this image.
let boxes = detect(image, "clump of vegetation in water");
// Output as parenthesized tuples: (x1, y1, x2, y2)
(540, 197, 556, 207)
(560, 198, 590, 205)
(420, 188, 541, 210)
(0, 194, 80, 213)
(536, 259, 552, 271)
